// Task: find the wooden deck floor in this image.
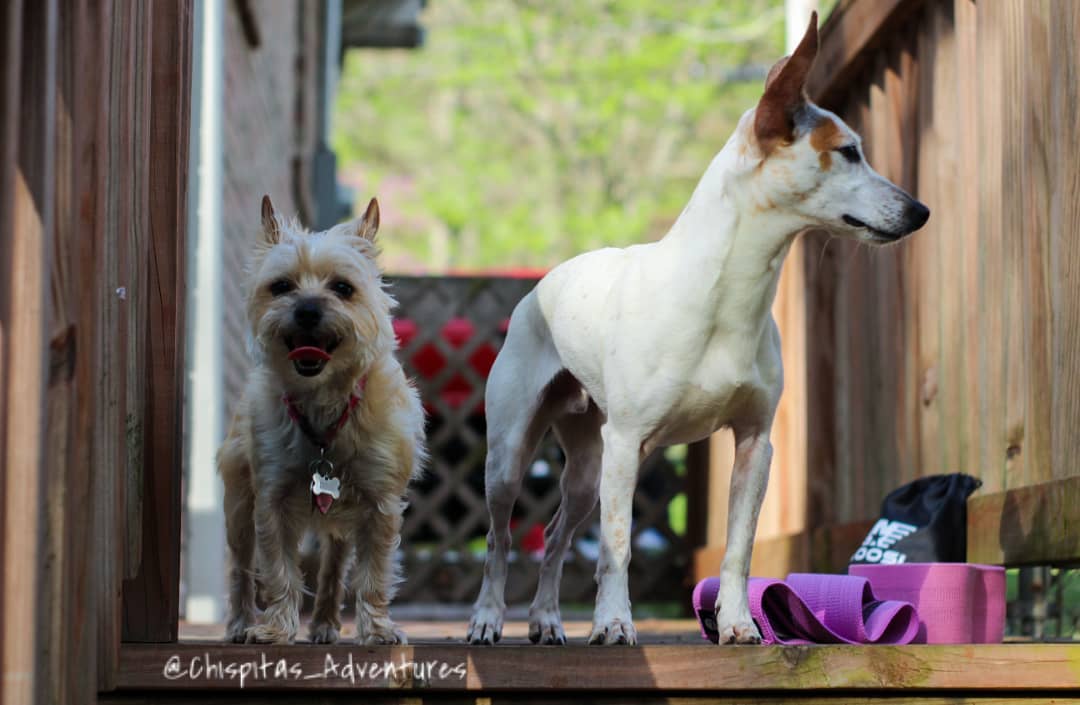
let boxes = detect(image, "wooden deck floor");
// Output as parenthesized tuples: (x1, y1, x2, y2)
(100, 619, 1080, 700)
(178, 617, 706, 645)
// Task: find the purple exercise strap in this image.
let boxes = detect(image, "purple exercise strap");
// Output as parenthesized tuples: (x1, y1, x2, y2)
(692, 573, 919, 645)
(693, 564, 1006, 645)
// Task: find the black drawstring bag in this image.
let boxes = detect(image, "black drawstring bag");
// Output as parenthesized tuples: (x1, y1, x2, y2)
(850, 473, 982, 565)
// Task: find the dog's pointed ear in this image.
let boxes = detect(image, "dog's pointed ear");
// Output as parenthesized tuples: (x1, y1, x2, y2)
(356, 197, 380, 241)
(754, 10, 819, 154)
(261, 194, 281, 244)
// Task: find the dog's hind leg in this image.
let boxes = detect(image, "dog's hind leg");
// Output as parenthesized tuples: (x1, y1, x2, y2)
(528, 402, 602, 645)
(467, 293, 563, 645)
(220, 433, 257, 643)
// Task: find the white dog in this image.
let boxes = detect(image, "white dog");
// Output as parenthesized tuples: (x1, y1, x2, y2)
(467, 12, 928, 646)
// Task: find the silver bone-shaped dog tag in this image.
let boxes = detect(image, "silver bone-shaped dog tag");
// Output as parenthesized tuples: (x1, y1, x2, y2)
(309, 458, 341, 500)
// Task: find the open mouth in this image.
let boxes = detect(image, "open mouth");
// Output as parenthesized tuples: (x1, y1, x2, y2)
(842, 214, 898, 242)
(285, 333, 341, 377)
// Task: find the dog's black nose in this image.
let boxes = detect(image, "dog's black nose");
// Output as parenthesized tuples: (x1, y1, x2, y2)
(294, 300, 323, 330)
(906, 200, 930, 231)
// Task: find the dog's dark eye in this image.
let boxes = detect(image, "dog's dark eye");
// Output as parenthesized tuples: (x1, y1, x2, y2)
(330, 280, 354, 299)
(269, 279, 294, 297)
(836, 145, 861, 164)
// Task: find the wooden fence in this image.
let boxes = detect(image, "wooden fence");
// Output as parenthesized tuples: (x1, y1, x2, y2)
(0, 1, 192, 702)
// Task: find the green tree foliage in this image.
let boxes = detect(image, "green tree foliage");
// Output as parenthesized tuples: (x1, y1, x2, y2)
(333, 0, 785, 272)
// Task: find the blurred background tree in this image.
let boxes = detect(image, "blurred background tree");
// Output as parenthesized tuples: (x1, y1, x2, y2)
(333, 0, 785, 272)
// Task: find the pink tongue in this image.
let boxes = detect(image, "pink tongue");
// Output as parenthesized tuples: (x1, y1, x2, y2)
(315, 493, 334, 514)
(288, 346, 331, 362)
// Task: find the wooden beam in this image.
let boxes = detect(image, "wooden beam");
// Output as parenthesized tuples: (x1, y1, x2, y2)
(693, 519, 874, 584)
(113, 642, 1080, 692)
(967, 476, 1080, 565)
(120, 0, 193, 643)
(807, 0, 928, 109)
(1, 1, 56, 704)
(694, 532, 811, 581)
(99, 695, 1080, 705)
(39, 1, 104, 702)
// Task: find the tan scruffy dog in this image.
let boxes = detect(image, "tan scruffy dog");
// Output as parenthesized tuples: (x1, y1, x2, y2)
(219, 195, 425, 645)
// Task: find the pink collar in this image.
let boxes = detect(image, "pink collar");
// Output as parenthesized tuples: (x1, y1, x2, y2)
(282, 377, 365, 450)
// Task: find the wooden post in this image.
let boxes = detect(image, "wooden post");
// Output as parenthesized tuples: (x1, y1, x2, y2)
(121, 0, 193, 643)
(0, 1, 56, 704)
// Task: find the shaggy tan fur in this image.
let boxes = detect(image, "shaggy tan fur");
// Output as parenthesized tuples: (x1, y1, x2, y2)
(219, 196, 425, 645)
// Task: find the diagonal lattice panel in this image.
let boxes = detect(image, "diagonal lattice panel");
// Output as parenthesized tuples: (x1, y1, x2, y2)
(386, 275, 699, 607)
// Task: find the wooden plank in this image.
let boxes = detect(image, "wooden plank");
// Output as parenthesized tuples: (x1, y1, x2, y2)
(114, 642, 1080, 691)
(932, 0, 963, 478)
(1022, 1, 1054, 487)
(120, 0, 193, 642)
(693, 519, 875, 582)
(123, 0, 153, 581)
(914, 1, 944, 480)
(1050, 0, 1080, 481)
(1000, 0, 1028, 489)
(0, 0, 23, 696)
(976, 0, 1007, 493)
(96, 0, 127, 687)
(1, 2, 55, 704)
(705, 430, 735, 547)
(808, 519, 875, 573)
(967, 476, 1080, 565)
(1048, 0, 1080, 476)
(955, 0, 981, 489)
(808, 0, 928, 109)
(39, 1, 101, 702)
(693, 532, 810, 582)
(895, 33, 922, 490)
(99, 695, 1080, 705)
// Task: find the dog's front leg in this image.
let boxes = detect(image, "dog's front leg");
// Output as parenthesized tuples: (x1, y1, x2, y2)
(309, 534, 349, 644)
(352, 503, 407, 645)
(589, 425, 640, 645)
(714, 429, 772, 644)
(248, 487, 304, 644)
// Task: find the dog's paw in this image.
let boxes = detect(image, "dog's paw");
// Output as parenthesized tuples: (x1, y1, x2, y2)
(356, 622, 406, 646)
(246, 604, 299, 644)
(224, 613, 256, 643)
(308, 621, 341, 644)
(246, 623, 297, 645)
(715, 615, 762, 645)
(466, 606, 504, 645)
(587, 618, 637, 646)
(528, 606, 566, 645)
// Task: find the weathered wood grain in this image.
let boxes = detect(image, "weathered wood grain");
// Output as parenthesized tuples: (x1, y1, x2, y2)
(1050, 0, 1080, 483)
(955, 0, 981, 491)
(1022, 0, 1053, 488)
(1, 3, 55, 704)
(976, 0, 1008, 493)
(120, 0, 193, 643)
(967, 476, 1080, 565)
(113, 641, 1080, 691)
(1001, 0, 1029, 489)
(808, 0, 928, 109)
(99, 696, 1080, 705)
(914, 4, 943, 480)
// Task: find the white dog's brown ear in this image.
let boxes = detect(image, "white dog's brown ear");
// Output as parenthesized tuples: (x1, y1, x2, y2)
(357, 197, 380, 241)
(754, 10, 819, 154)
(261, 194, 281, 244)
